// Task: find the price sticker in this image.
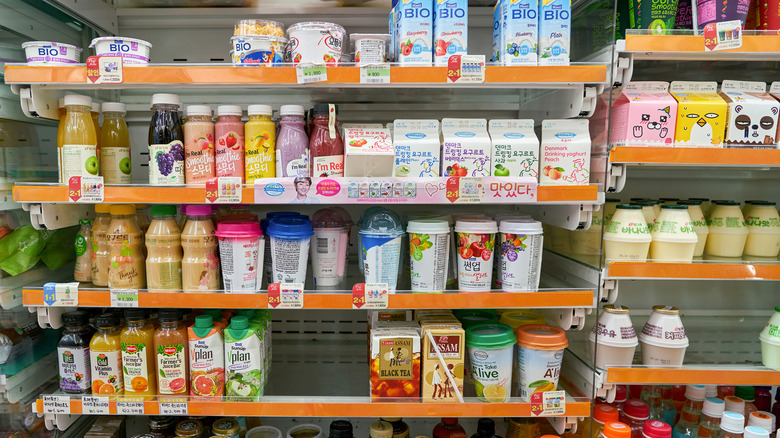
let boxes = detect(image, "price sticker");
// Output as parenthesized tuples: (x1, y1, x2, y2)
(267, 283, 304, 309)
(43, 282, 78, 307)
(81, 396, 110, 415)
(360, 65, 391, 84)
(159, 398, 188, 415)
(530, 390, 566, 416)
(205, 177, 242, 204)
(445, 177, 483, 203)
(703, 20, 743, 52)
(110, 289, 139, 307)
(86, 56, 123, 84)
(42, 395, 70, 414)
(116, 400, 144, 415)
(353, 283, 389, 309)
(68, 176, 104, 203)
(296, 64, 328, 84)
(447, 55, 485, 84)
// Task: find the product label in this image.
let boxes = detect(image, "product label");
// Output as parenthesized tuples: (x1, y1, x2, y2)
(90, 350, 123, 394)
(312, 155, 345, 177)
(149, 141, 185, 185)
(157, 343, 187, 394)
(68, 175, 104, 203)
(363, 235, 402, 292)
(245, 132, 276, 181)
(471, 346, 512, 402)
(42, 395, 71, 414)
(311, 229, 346, 287)
(500, 232, 543, 291)
(352, 283, 389, 309)
(269, 236, 310, 283)
(409, 232, 449, 292)
(100, 147, 132, 184)
(225, 336, 264, 401)
(58, 346, 91, 393)
(276, 150, 310, 178)
(189, 333, 225, 397)
(538, 0, 570, 65)
(122, 342, 150, 394)
(218, 234, 259, 291)
(82, 396, 109, 414)
(456, 232, 496, 291)
(60, 144, 98, 184)
(517, 346, 563, 398)
(107, 232, 144, 288)
(216, 132, 245, 178)
(379, 337, 414, 380)
(267, 283, 304, 309)
(74, 229, 92, 280)
(145, 235, 183, 290)
(185, 137, 215, 183)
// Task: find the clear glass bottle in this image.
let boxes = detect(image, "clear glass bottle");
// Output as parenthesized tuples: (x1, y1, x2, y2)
(660, 385, 679, 426)
(736, 387, 759, 426)
(74, 219, 93, 282)
(620, 399, 650, 438)
(641, 385, 665, 421)
(100, 103, 131, 184)
(148, 93, 184, 185)
(698, 397, 725, 438)
(673, 385, 707, 438)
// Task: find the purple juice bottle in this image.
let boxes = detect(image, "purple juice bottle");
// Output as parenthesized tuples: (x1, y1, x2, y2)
(275, 105, 309, 177)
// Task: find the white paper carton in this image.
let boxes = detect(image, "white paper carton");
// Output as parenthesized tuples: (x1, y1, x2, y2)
(344, 127, 395, 177)
(393, 120, 441, 177)
(488, 119, 539, 179)
(342, 123, 383, 141)
(720, 80, 780, 148)
(441, 118, 492, 177)
(500, 0, 539, 65)
(540, 119, 590, 185)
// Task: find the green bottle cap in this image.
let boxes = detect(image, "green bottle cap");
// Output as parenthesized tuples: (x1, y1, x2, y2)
(735, 386, 755, 401)
(465, 323, 517, 349)
(195, 315, 213, 328)
(151, 205, 177, 216)
(230, 316, 249, 330)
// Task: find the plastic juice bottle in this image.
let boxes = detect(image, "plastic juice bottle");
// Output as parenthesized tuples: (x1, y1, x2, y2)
(224, 316, 264, 401)
(471, 419, 501, 438)
(107, 204, 146, 289)
(181, 205, 220, 292)
(188, 315, 225, 398)
(74, 219, 93, 282)
(621, 400, 650, 438)
(754, 387, 772, 412)
(771, 391, 780, 421)
(57, 310, 93, 394)
(717, 412, 746, 438)
(673, 385, 707, 438)
(736, 387, 759, 425)
(245, 105, 276, 182)
(183, 105, 216, 184)
(146, 205, 183, 292)
(57, 97, 65, 150)
(309, 104, 344, 177)
(120, 308, 156, 398)
(136, 205, 151, 234)
(275, 105, 309, 177)
(641, 386, 665, 421)
(90, 312, 124, 396)
(433, 418, 467, 438)
(91, 204, 112, 287)
(590, 404, 620, 438)
(59, 94, 98, 184)
(154, 309, 189, 395)
(149, 93, 185, 185)
(661, 385, 679, 426)
(698, 397, 725, 438)
(100, 103, 131, 184)
(91, 102, 101, 160)
(215, 105, 245, 180)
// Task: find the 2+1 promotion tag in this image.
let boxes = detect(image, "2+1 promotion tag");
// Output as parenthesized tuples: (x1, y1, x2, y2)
(68, 176, 104, 203)
(267, 283, 304, 309)
(352, 283, 389, 309)
(703, 20, 743, 52)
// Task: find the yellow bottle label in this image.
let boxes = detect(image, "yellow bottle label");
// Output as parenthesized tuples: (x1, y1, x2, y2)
(245, 129, 276, 182)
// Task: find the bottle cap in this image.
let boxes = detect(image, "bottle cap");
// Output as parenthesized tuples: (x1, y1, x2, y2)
(157, 309, 183, 323)
(124, 308, 149, 322)
(95, 204, 112, 214)
(92, 102, 99, 113)
(267, 216, 314, 239)
(236, 309, 256, 319)
(102, 102, 126, 113)
(745, 426, 769, 438)
(476, 419, 495, 438)
(748, 412, 774, 433)
(64, 94, 92, 107)
(95, 312, 120, 328)
(624, 399, 650, 420)
(230, 316, 249, 330)
(217, 105, 242, 116)
(685, 384, 706, 401)
(151, 93, 180, 107)
(203, 309, 224, 321)
(642, 420, 671, 438)
(725, 396, 746, 414)
(110, 204, 136, 215)
(442, 419, 458, 426)
(736, 386, 756, 401)
(186, 205, 213, 216)
(248, 105, 273, 116)
(313, 103, 338, 116)
(151, 205, 177, 216)
(62, 310, 89, 326)
(604, 422, 631, 438)
(186, 105, 212, 117)
(515, 324, 568, 350)
(721, 411, 746, 433)
(369, 421, 393, 438)
(465, 323, 516, 349)
(593, 404, 620, 424)
(703, 397, 725, 417)
(615, 385, 628, 402)
(705, 385, 718, 398)
(328, 420, 353, 438)
(194, 315, 214, 328)
(280, 105, 304, 116)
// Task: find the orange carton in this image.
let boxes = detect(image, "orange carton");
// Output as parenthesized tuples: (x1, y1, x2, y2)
(421, 325, 465, 403)
(370, 328, 421, 400)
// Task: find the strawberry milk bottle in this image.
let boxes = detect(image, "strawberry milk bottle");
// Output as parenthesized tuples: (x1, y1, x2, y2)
(215, 105, 245, 180)
(184, 105, 216, 184)
(181, 205, 220, 292)
(309, 104, 344, 177)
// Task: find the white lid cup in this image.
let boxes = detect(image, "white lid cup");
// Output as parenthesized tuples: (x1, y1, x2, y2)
(454, 220, 498, 292)
(498, 220, 543, 292)
(407, 220, 451, 293)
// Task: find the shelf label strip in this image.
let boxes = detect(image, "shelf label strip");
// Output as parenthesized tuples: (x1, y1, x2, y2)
(43, 282, 78, 307)
(42, 395, 71, 414)
(82, 396, 110, 415)
(68, 176, 104, 203)
(159, 398, 188, 415)
(530, 390, 566, 416)
(268, 283, 304, 309)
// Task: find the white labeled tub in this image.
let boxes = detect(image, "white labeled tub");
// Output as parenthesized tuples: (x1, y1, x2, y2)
(231, 35, 287, 66)
(22, 41, 82, 65)
(287, 22, 346, 66)
(90, 37, 152, 64)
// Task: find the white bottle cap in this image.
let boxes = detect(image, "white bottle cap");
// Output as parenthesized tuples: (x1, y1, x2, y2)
(726, 396, 746, 415)
(248, 105, 273, 116)
(64, 94, 92, 107)
(744, 426, 770, 438)
(186, 105, 212, 117)
(217, 105, 242, 116)
(685, 385, 707, 401)
(702, 397, 725, 418)
(91, 102, 100, 113)
(58, 97, 64, 109)
(499, 219, 543, 234)
(722, 412, 746, 434)
(150, 93, 180, 107)
(748, 412, 774, 434)
(280, 105, 304, 116)
(101, 102, 126, 113)
(705, 385, 717, 398)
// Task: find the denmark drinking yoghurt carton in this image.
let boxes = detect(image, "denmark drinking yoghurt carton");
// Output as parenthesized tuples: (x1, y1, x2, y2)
(720, 80, 780, 148)
(441, 119, 492, 177)
(540, 119, 591, 185)
(393, 120, 441, 177)
(396, 0, 434, 65)
(501, 0, 539, 65)
(609, 82, 678, 147)
(538, 0, 571, 65)
(488, 120, 539, 179)
(433, 0, 468, 66)
(669, 81, 728, 147)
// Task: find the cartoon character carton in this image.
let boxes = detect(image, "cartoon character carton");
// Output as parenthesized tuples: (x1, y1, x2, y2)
(540, 119, 590, 185)
(538, 0, 570, 65)
(344, 127, 395, 177)
(720, 80, 779, 149)
(488, 119, 539, 179)
(609, 82, 678, 147)
(500, 0, 539, 65)
(433, 0, 468, 66)
(393, 120, 441, 177)
(769, 81, 780, 144)
(441, 119, 493, 177)
(669, 81, 727, 147)
(396, 0, 434, 65)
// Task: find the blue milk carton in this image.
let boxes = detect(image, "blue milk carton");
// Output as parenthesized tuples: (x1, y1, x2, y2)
(502, 0, 538, 65)
(433, 0, 468, 66)
(397, 0, 434, 65)
(538, 0, 570, 65)
(493, 0, 502, 62)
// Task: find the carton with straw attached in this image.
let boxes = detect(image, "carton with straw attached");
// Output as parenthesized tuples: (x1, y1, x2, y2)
(421, 323, 465, 403)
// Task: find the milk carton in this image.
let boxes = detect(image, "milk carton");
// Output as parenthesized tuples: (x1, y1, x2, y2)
(540, 119, 590, 185)
(344, 127, 395, 177)
(720, 80, 779, 148)
(493, 0, 503, 62)
(389, 4, 396, 63)
(342, 123, 383, 140)
(488, 120, 540, 179)
(669, 81, 727, 147)
(441, 119, 492, 177)
(609, 82, 678, 147)
(501, 0, 539, 65)
(433, 0, 467, 66)
(393, 120, 441, 177)
(538, 0, 570, 65)
(396, 0, 434, 65)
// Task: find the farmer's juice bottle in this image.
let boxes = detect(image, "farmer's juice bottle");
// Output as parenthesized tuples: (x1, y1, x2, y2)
(121, 309, 156, 398)
(148, 94, 184, 185)
(154, 309, 189, 395)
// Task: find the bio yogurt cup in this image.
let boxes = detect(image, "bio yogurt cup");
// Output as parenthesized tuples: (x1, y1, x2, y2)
(89, 37, 152, 65)
(287, 22, 346, 66)
(589, 305, 638, 369)
(360, 211, 405, 292)
(499, 220, 543, 292)
(22, 41, 81, 65)
(215, 221, 263, 293)
(311, 208, 349, 289)
(407, 220, 450, 293)
(515, 324, 568, 398)
(649, 205, 698, 262)
(603, 205, 652, 261)
(455, 219, 498, 292)
(350, 34, 390, 66)
(267, 216, 314, 284)
(231, 35, 287, 66)
(638, 305, 688, 366)
(466, 323, 517, 403)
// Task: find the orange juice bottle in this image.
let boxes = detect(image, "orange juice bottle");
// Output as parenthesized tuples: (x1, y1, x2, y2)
(100, 103, 131, 184)
(244, 105, 276, 182)
(59, 95, 98, 183)
(90, 312, 124, 396)
(121, 309, 156, 399)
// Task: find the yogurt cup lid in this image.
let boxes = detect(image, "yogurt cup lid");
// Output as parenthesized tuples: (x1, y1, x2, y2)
(288, 21, 346, 34)
(350, 33, 391, 43)
(231, 34, 288, 44)
(498, 310, 546, 329)
(89, 36, 152, 48)
(455, 219, 498, 234)
(329, 206, 353, 227)
(499, 219, 543, 234)
(516, 324, 569, 350)
(267, 216, 314, 239)
(465, 323, 517, 349)
(312, 208, 347, 229)
(407, 219, 450, 234)
(359, 212, 404, 236)
(247, 426, 283, 438)
(215, 221, 262, 238)
(456, 310, 499, 329)
(22, 41, 81, 50)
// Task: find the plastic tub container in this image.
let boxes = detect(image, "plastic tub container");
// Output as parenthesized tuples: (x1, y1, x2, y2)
(287, 22, 346, 66)
(466, 323, 516, 403)
(215, 221, 263, 293)
(89, 37, 152, 64)
(286, 424, 323, 438)
(231, 35, 287, 66)
(22, 41, 81, 65)
(310, 208, 349, 289)
(350, 33, 391, 66)
(515, 324, 568, 398)
(407, 220, 450, 293)
(234, 19, 286, 37)
(247, 426, 283, 438)
(267, 216, 314, 284)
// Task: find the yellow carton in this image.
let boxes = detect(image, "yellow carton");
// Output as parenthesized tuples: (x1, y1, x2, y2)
(669, 81, 728, 147)
(421, 325, 465, 403)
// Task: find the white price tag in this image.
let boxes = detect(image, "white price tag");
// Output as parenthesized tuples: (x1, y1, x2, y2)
(205, 177, 242, 204)
(360, 65, 391, 84)
(363, 283, 389, 309)
(43, 282, 78, 307)
(703, 20, 743, 52)
(159, 398, 188, 416)
(81, 396, 110, 415)
(87, 56, 123, 84)
(296, 64, 328, 84)
(267, 283, 304, 309)
(447, 55, 485, 84)
(68, 176, 104, 203)
(116, 400, 144, 415)
(110, 289, 139, 307)
(42, 395, 70, 414)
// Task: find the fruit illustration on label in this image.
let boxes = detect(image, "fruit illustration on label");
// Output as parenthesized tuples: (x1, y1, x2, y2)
(446, 163, 469, 176)
(119, 157, 132, 175)
(193, 374, 218, 396)
(436, 39, 451, 56)
(649, 19, 667, 35)
(529, 379, 555, 393)
(85, 156, 99, 175)
(323, 54, 337, 66)
(548, 167, 564, 180)
(401, 40, 413, 57)
(349, 139, 368, 147)
(494, 164, 510, 176)
(409, 233, 433, 261)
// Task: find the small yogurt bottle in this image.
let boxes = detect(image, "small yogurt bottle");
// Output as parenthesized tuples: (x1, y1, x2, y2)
(705, 201, 748, 258)
(743, 201, 780, 258)
(677, 200, 709, 257)
(631, 201, 658, 230)
(603, 205, 651, 261)
(649, 205, 698, 262)
(589, 304, 638, 369)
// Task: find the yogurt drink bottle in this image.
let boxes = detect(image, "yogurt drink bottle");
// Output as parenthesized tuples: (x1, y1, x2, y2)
(215, 221, 263, 292)
(407, 219, 450, 293)
(181, 205, 220, 292)
(705, 201, 748, 257)
(184, 105, 216, 184)
(603, 205, 651, 261)
(515, 324, 568, 398)
(245, 105, 276, 182)
(649, 205, 698, 262)
(743, 201, 780, 257)
(677, 200, 709, 257)
(466, 323, 516, 403)
(215, 105, 245, 180)
(74, 219, 93, 282)
(145, 205, 183, 292)
(455, 219, 498, 292)
(107, 204, 146, 289)
(276, 105, 309, 177)
(360, 212, 405, 292)
(499, 219, 543, 292)
(91, 204, 112, 287)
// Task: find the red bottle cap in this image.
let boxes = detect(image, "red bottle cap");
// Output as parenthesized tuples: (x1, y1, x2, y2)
(594, 404, 620, 423)
(643, 420, 672, 438)
(624, 399, 650, 420)
(615, 385, 628, 403)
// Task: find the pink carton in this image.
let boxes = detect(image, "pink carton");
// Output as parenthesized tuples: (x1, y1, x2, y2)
(720, 80, 780, 148)
(609, 82, 677, 147)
